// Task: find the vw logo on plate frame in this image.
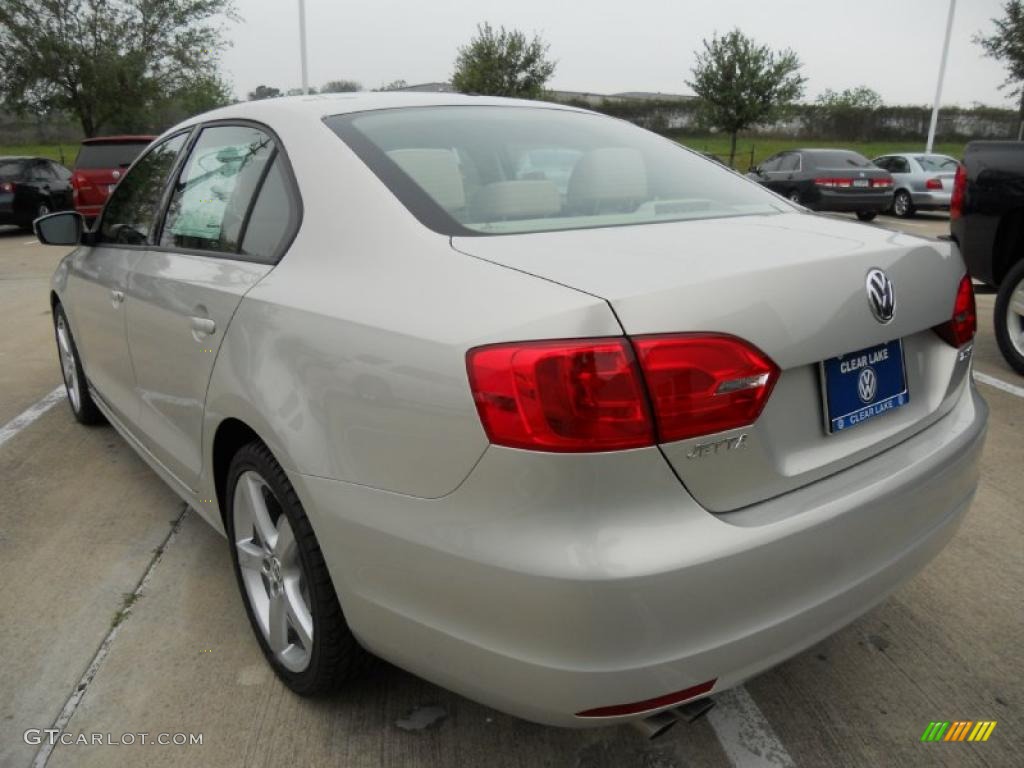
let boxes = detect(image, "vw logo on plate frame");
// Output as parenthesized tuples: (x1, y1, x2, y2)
(857, 367, 877, 403)
(866, 268, 895, 324)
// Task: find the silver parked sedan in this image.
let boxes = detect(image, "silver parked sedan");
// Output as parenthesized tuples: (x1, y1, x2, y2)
(872, 153, 959, 217)
(36, 94, 986, 734)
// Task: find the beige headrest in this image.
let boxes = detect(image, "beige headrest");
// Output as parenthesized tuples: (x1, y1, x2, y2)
(567, 148, 648, 208)
(470, 180, 561, 221)
(387, 149, 466, 211)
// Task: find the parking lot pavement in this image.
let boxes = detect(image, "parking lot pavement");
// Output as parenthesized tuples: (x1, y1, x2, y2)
(1, 218, 1022, 767)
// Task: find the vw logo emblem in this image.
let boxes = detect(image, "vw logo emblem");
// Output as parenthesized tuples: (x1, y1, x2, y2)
(858, 367, 877, 403)
(866, 268, 895, 324)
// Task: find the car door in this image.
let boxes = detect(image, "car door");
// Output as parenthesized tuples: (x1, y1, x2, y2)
(47, 162, 74, 209)
(757, 154, 784, 192)
(777, 152, 802, 193)
(62, 132, 190, 426)
(124, 123, 295, 490)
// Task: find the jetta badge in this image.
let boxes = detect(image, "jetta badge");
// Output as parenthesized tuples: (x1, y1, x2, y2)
(866, 268, 895, 324)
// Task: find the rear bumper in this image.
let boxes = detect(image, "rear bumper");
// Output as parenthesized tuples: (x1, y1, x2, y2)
(292, 381, 986, 728)
(810, 189, 893, 212)
(74, 203, 103, 218)
(910, 190, 951, 210)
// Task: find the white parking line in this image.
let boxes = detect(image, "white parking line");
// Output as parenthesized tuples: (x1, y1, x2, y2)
(707, 686, 796, 767)
(0, 386, 66, 450)
(974, 371, 1024, 399)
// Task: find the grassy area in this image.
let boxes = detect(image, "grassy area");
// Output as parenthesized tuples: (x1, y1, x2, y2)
(0, 144, 80, 165)
(674, 135, 967, 170)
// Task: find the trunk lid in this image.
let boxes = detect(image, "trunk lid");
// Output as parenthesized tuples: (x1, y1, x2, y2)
(453, 212, 970, 512)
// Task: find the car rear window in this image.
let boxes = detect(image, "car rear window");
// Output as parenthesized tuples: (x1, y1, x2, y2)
(915, 155, 958, 172)
(0, 160, 26, 178)
(325, 106, 785, 236)
(807, 151, 873, 169)
(74, 142, 151, 170)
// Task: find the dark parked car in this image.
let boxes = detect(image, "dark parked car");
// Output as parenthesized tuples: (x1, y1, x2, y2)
(950, 141, 1024, 373)
(748, 149, 893, 221)
(0, 156, 74, 231)
(71, 135, 154, 222)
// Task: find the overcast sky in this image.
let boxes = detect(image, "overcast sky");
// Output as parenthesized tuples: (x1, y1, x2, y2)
(219, 0, 1012, 107)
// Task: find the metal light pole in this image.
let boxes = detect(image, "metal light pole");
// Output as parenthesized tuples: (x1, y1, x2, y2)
(926, 0, 956, 153)
(298, 0, 310, 94)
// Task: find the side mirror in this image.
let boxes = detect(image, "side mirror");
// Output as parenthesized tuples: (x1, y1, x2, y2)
(35, 211, 83, 246)
(750, 165, 761, 175)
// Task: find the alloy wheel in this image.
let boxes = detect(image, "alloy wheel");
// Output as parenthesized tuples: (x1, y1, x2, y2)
(232, 471, 314, 673)
(1006, 277, 1024, 359)
(56, 314, 81, 413)
(893, 191, 910, 217)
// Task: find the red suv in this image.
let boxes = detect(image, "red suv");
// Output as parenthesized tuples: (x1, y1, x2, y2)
(72, 136, 154, 222)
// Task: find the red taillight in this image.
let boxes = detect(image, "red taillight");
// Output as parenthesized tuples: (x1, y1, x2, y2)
(871, 177, 893, 188)
(633, 334, 779, 442)
(0, 182, 13, 193)
(815, 177, 852, 188)
(466, 334, 779, 452)
(934, 275, 976, 347)
(950, 163, 966, 220)
(925, 177, 943, 190)
(576, 679, 717, 718)
(467, 338, 654, 452)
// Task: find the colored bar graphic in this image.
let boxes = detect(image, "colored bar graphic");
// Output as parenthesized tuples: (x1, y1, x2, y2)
(921, 721, 996, 742)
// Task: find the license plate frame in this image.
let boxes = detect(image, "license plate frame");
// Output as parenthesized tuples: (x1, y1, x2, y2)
(820, 339, 909, 434)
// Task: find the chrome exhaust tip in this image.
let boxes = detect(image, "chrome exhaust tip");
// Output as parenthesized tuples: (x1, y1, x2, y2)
(630, 709, 680, 740)
(675, 696, 715, 723)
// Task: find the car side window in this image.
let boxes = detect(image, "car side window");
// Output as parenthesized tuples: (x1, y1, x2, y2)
(892, 157, 910, 174)
(240, 156, 297, 264)
(159, 125, 275, 254)
(779, 153, 800, 172)
(51, 163, 72, 181)
(873, 157, 890, 171)
(760, 155, 781, 173)
(32, 161, 56, 180)
(100, 133, 189, 245)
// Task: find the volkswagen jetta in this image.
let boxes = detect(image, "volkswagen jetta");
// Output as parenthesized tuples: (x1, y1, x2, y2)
(35, 93, 987, 731)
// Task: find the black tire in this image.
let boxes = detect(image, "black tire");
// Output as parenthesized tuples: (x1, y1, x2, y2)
(994, 259, 1024, 374)
(892, 190, 915, 218)
(225, 441, 370, 695)
(856, 211, 878, 222)
(21, 201, 52, 232)
(52, 303, 104, 425)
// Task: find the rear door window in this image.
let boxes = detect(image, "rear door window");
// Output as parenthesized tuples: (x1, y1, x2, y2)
(159, 125, 275, 254)
(778, 154, 801, 172)
(100, 133, 189, 245)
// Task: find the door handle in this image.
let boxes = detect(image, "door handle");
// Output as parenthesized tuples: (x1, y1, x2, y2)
(110, 289, 124, 307)
(190, 317, 216, 336)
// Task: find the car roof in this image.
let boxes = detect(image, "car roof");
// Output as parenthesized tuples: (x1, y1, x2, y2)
(80, 135, 156, 144)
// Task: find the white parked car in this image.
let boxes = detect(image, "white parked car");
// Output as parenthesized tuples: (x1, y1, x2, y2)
(36, 94, 986, 736)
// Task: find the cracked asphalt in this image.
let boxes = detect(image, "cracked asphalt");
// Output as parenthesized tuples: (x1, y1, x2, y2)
(1, 212, 1021, 767)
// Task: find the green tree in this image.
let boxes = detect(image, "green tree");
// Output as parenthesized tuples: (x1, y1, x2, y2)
(321, 79, 362, 93)
(248, 85, 282, 101)
(687, 29, 805, 167)
(451, 23, 556, 99)
(0, 0, 236, 137)
(976, 0, 1024, 137)
(813, 86, 883, 141)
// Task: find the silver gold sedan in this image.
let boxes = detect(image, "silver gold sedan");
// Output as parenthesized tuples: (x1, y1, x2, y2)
(872, 152, 959, 217)
(35, 94, 986, 735)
